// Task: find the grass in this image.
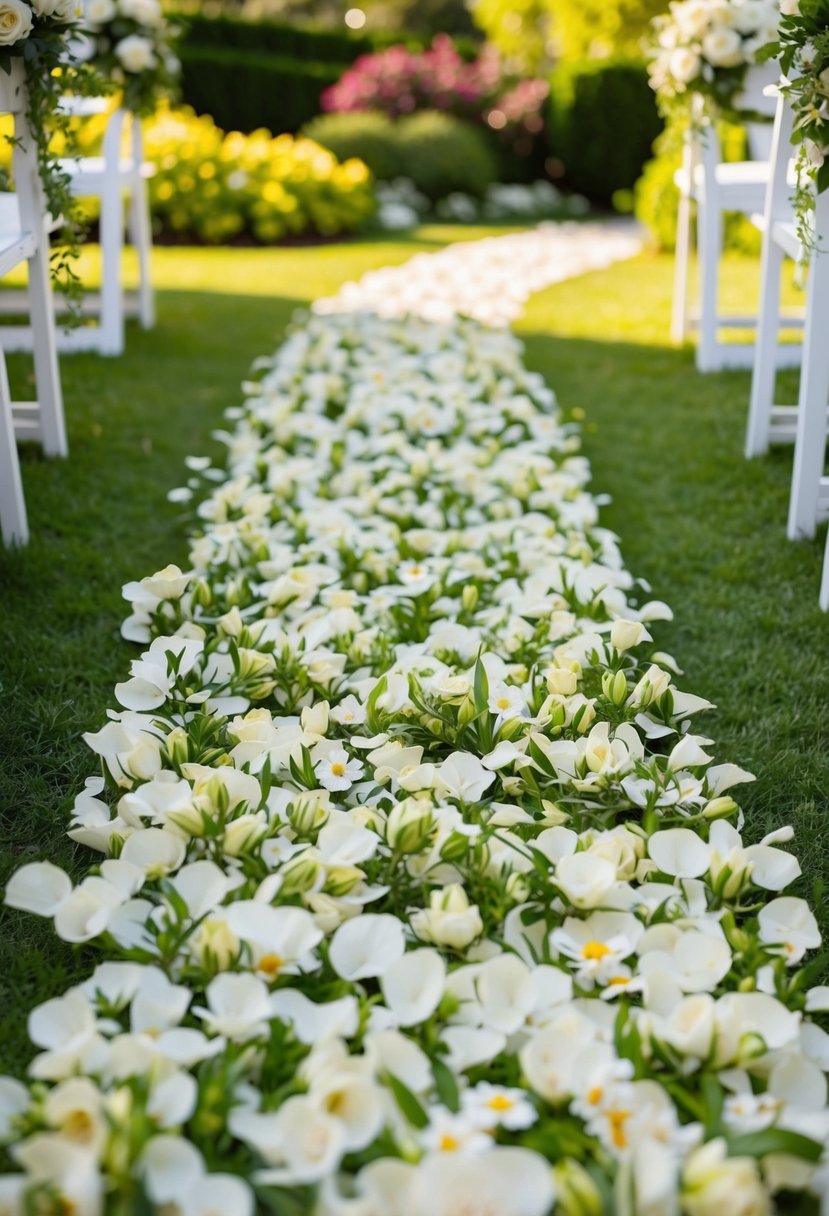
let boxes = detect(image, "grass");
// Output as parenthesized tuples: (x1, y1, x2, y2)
(0, 231, 827, 1079)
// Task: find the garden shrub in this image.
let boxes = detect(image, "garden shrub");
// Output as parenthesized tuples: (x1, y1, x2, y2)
(395, 112, 497, 201)
(142, 105, 375, 243)
(320, 36, 548, 182)
(304, 110, 497, 202)
(548, 58, 663, 206)
(303, 112, 404, 182)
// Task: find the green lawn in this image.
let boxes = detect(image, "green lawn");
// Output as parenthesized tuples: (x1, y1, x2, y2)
(1, 231, 827, 1077)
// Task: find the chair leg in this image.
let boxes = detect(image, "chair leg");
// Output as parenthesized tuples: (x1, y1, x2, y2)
(671, 186, 693, 345)
(746, 239, 785, 458)
(821, 529, 829, 611)
(788, 254, 829, 540)
(129, 175, 155, 330)
(28, 234, 67, 459)
(695, 192, 723, 373)
(100, 181, 125, 356)
(0, 345, 29, 546)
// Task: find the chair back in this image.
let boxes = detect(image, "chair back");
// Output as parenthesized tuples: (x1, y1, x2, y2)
(735, 60, 780, 161)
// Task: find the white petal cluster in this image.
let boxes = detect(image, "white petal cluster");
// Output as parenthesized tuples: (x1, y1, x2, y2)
(2, 235, 827, 1215)
(648, 0, 781, 108)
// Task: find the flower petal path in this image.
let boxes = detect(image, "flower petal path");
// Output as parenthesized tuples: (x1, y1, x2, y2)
(2, 224, 828, 1216)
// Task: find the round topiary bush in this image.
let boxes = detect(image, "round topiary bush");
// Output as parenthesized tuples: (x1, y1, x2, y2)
(302, 111, 404, 183)
(395, 111, 497, 202)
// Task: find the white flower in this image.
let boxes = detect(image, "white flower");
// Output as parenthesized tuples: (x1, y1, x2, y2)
(758, 895, 821, 963)
(682, 1138, 767, 1216)
(380, 948, 446, 1026)
(222, 900, 323, 978)
(315, 746, 364, 792)
(555, 852, 618, 910)
(193, 973, 273, 1040)
(462, 1083, 538, 1131)
(329, 913, 406, 980)
(435, 751, 496, 802)
(115, 31, 156, 72)
(404, 1147, 555, 1216)
(234, 1096, 346, 1185)
(0, 0, 32, 44)
(85, 0, 117, 24)
(31, 0, 76, 19)
(702, 26, 744, 67)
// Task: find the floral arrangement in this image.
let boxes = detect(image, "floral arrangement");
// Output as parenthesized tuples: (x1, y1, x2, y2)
(0, 0, 94, 298)
(1, 229, 828, 1210)
(322, 35, 548, 152)
(77, 0, 179, 115)
(648, 0, 782, 117)
(767, 0, 829, 243)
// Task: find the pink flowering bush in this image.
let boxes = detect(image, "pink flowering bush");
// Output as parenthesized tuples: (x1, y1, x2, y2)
(322, 35, 548, 157)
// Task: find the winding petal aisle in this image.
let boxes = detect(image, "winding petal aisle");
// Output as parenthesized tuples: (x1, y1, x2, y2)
(3, 227, 829, 1216)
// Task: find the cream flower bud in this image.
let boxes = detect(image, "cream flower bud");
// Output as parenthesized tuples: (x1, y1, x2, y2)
(410, 884, 484, 951)
(610, 619, 646, 652)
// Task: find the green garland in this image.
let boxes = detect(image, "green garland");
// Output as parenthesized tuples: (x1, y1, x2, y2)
(1, 5, 103, 310)
(763, 0, 829, 248)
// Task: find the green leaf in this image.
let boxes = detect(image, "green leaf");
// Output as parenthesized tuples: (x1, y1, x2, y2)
(727, 1128, 823, 1163)
(473, 657, 490, 714)
(386, 1072, 429, 1129)
(700, 1073, 724, 1138)
(431, 1055, 461, 1114)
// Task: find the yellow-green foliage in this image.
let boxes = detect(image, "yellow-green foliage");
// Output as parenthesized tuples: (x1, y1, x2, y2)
(635, 120, 762, 254)
(1, 104, 375, 244)
(472, 0, 664, 71)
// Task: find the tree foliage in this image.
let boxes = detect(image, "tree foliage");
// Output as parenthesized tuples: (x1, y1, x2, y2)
(472, 0, 666, 70)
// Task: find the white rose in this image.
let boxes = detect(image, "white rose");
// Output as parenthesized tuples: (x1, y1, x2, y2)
(779, 0, 800, 13)
(0, 0, 32, 44)
(32, 0, 76, 19)
(119, 0, 163, 25)
(669, 46, 703, 85)
(115, 31, 156, 72)
(702, 26, 745, 67)
(85, 0, 115, 20)
(682, 1138, 770, 1216)
(675, 0, 715, 40)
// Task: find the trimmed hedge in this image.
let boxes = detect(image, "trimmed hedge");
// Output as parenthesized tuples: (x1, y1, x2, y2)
(174, 11, 483, 60)
(548, 58, 662, 206)
(173, 12, 482, 136)
(178, 45, 342, 135)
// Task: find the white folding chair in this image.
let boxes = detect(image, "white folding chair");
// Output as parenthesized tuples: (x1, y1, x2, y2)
(0, 64, 68, 547)
(746, 91, 829, 544)
(0, 100, 155, 357)
(672, 63, 802, 373)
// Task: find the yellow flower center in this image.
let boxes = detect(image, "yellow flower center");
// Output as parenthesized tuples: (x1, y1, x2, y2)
(439, 1133, 461, 1152)
(586, 1086, 603, 1106)
(581, 940, 611, 960)
(330, 762, 346, 777)
(258, 952, 285, 978)
(486, 1094, 515, 1112)
(496, 697, 512, 710)
(64, 1109, 95, 1142)
(608, 1108, 631, 1149)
